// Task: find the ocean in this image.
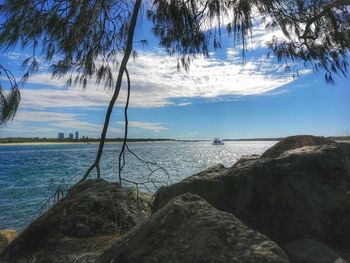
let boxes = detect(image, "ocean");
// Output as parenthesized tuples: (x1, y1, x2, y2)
(0, 140, 277, 232)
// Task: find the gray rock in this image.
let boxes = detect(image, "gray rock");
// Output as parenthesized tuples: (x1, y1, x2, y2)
(261, 135, 331, 158)
(1, 179, 152, 263)
(153, 137, 350, 251)
(285, 239, 347, 263)
(99, 193, 289, 263)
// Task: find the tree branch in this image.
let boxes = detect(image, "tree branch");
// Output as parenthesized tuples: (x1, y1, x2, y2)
(300, 0, 350, 40)
(80, 0, 142, 183)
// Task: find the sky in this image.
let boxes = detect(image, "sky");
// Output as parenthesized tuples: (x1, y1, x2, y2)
(0, 8, 349, 140)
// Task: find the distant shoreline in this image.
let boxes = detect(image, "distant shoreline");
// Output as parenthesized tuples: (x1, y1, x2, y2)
(0, 142, 100, 146)
(0, 141, 176, 146)
(0, 136, 349, 146)
(0, 138, 176, 145)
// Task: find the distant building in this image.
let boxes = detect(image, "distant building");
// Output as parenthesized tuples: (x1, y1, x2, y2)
(58, 132, 64, 140)
(82, 136, 86, 139)
(75, 131, 79, 140)
(69, 133, 74, 139)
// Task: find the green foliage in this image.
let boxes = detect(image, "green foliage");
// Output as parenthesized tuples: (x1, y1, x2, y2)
(1, 0, 349, 85)
(0, 65, 20, 126)
(265, 0, 350, 83)
(0, 86, 21, 126)
(0, 0, 133, 88)
(148, 0, 350, 79)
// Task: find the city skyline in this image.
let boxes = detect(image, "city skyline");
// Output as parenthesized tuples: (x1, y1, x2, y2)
(57, 131, 82, 140)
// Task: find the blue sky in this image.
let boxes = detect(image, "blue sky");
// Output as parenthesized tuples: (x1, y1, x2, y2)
(0, 11, 349, 140)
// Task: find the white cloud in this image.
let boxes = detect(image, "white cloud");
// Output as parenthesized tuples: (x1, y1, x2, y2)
(48, 120, 120, 134)
(49, 120, 103, 132)
(20, 87, 113, 108)
(0, 121, 58, 137)
(15, 111, 79, 122)
(117, 121, 168, 132)
(4, 52, 24, 61)
(20, 49, 297, 109)
(3, 17, 301, 111)
(178, 102, 191, 107)
(2, 12, 305, 112)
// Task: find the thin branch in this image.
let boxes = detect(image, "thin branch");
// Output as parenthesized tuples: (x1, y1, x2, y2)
(116, 68, 171, 193)
(118, 67, 131, 185)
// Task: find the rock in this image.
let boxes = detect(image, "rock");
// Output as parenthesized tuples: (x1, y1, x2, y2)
(1, 179, 152, 262)
(153, 137, 350, 252)
(261, 135, 331, 158)
(285, 239, 346, 263)
(99, 193, 289, 263)
(240, 154, 261, 161)
(0, 230, 17, 255)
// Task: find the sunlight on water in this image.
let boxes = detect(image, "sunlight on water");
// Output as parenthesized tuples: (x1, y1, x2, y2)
(0, 141, 276, 232)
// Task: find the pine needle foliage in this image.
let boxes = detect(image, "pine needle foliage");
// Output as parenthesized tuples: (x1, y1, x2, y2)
(148, 0, 350, 81)
(0, 0, 133, 88)
(0, 0, 349, 86)
(0, 65, 20, 126)
(0, 86, 21, 126)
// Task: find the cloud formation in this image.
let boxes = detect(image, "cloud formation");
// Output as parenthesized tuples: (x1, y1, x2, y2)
(1, 30, 303, 138)
(19, 48, 296, 109)
(15, 111, 79, 122)
(117, 121, 168, 132)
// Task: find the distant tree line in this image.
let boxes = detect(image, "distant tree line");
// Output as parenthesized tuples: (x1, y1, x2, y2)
(0, 137, 175, 144)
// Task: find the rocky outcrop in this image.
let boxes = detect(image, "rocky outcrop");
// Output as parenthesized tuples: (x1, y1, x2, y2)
(153, 137, 350, 253)
(0, 230, 17, 255)
(99, 193, 289, 263)
(1, 179, 152, 263)
(261, 135, 331, 158)
(285, 239, 346, 263)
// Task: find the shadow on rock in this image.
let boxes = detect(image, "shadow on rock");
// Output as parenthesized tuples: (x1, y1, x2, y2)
(99, 193, 289, 263)
(153, 136, 350, 256)
(1, 179, 152, 263)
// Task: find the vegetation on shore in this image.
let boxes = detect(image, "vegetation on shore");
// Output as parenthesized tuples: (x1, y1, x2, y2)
(0, 137, 175, 144)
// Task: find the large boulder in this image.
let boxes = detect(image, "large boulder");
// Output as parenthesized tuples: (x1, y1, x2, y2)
(99, 193, 289, 263)
(1, 179, 152, 262)
(261, 135, 331, 158)
(153, 137, 350, 252)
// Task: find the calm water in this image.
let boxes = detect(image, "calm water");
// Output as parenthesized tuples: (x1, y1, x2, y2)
(0, 141, 276, 232)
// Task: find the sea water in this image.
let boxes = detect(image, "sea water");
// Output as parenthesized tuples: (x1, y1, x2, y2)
(0, 141, 276, 232)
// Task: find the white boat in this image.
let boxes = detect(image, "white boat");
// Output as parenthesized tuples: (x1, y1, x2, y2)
(212, 138, 224, 145)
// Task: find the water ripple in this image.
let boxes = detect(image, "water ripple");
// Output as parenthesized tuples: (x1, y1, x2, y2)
(0, 141, 276, 232)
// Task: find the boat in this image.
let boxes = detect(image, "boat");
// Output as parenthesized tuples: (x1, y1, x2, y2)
(212, 138, 224, 145)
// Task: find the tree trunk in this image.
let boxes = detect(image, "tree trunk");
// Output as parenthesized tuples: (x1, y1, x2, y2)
(80, 0, 142, 183)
